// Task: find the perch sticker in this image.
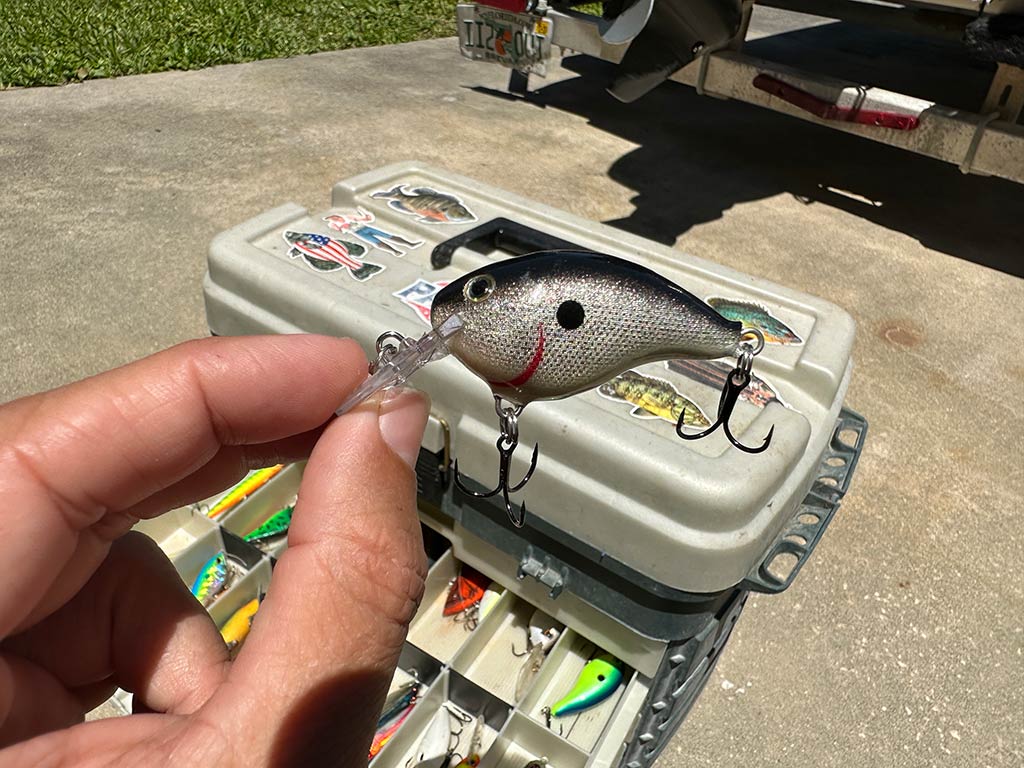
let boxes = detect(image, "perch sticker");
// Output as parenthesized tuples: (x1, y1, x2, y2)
(370, 185, 477, 224)
(706, 297, 803, 345)
(282, 231, 384, 282)
(665, 359, 788, 410)
(323, 207, 423, 256)
(598, 370, 711, 428)
(393, 279, 450, 326)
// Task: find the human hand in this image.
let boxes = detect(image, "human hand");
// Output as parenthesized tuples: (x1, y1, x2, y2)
(0, 335, 431, 766)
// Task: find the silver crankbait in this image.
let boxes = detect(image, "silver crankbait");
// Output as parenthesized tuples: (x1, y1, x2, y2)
(339, 250, 773, 527)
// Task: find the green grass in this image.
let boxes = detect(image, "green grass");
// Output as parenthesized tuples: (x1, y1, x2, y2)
(0, 0, 458, 88)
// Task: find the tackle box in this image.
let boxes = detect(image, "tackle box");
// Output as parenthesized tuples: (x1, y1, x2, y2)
(197, 162, 867, 768)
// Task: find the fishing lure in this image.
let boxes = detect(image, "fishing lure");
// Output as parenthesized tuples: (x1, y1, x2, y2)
(409, 707, 456, 768)
(243, 503, 294, 544)
(429, 251, 774, 525)
(219, 595, 260, 653)
(369, 700, 416, 759)
(378, 681, 419, 727)
(190, 551, 232, 607)
(206, 465, 284, 519)
(443, 566, 490, 618)
(550, 653, 624, 717)
(515, 609, 561, 701)
(523, 760, 548, 768)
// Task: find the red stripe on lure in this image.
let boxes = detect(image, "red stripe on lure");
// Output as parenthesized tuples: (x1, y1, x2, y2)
(443, 566, 490, 617)
(488, 324, 545, 389)
(369, 701, 415, 759)
(207, 465, 284, 519)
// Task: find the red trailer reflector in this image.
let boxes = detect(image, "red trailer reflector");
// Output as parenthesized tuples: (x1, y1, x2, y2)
(753, 74, 920, 130)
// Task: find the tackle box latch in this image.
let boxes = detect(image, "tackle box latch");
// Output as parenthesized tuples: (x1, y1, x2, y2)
(517, 545, 570, 599)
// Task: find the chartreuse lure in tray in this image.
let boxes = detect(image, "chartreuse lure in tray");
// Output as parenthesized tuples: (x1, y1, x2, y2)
(243, 504, 294, 544)
(191, 551, 231, 607)
(206, 465, 284, 519)
(550, 652, 625, 717)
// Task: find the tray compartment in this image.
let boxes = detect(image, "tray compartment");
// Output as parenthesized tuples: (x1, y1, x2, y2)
(407, 550, 504, 665)
(518, 630, 634, 752)
(452, 595, 564, 706)
(133, 507, 219, 560)
(482, 712, 588, 768)
(217, 462, 303, 558)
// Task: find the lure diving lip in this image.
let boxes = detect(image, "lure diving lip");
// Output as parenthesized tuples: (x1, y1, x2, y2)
(550, 652, 625, 717)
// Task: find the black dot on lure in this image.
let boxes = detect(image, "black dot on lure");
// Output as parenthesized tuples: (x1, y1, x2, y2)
(556, 300, 585, 330)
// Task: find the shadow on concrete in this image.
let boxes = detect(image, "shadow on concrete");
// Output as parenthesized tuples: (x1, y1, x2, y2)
(474, 20, 1024, 278)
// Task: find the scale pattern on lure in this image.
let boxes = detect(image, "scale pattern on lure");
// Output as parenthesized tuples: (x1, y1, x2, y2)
(206, 465, 284, 519)
(431, 251, 743, 405)
(220, 596, 260, 653)
(550, 653, 624, 717)
(243, 504, 294, 543)
(191, 551, 231, 607)
(598, 370, 711, 427)
(706, 297, 802, 345)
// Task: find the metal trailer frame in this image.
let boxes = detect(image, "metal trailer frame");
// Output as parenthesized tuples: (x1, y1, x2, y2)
(512, 2, 1024, 184)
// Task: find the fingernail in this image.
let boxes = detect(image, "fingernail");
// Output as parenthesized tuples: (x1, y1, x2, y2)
(378, 388, 431, 469)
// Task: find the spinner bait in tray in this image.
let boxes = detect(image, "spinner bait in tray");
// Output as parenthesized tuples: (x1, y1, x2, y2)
(549, 652, 625, 717)
(429, 250, 775, 525)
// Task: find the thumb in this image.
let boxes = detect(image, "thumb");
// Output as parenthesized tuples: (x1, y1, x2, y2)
(209, 388, 430, 766)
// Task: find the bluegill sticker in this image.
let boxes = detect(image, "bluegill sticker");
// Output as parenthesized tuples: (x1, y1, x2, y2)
(706, 296, 803, 345)
(323, 207, 423, 257)
(394, 279, 450, 326)
(665, 359, 789, 409)
(282, 230, 384, 281)
(370, 185, 477, 224)
(598, 370, 711, 428)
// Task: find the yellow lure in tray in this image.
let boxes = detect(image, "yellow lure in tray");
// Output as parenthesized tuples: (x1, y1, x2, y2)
(220, 597, 260, 653)
(550, 653, 624, 717)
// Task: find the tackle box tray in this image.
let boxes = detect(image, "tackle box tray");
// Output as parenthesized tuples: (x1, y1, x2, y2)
(200, 162, 867, 767)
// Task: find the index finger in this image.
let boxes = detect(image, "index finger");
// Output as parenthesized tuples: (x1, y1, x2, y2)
(0, 334, 367, 636)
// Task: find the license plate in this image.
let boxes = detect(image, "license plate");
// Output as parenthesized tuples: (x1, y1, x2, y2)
(456, 3, 554, 77)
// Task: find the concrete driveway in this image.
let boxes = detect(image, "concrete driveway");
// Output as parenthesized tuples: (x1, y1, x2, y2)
(1, 8, 1021, 767)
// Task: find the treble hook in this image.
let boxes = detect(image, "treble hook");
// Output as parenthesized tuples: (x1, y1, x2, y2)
(454, 396, 539, 527)
(676, 329, 774, 454)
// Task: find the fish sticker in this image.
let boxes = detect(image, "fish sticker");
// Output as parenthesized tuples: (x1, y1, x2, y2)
(206, 465, 284, 519)
(282, 231, 385, 281)
(219, 596, 260, 654)
(706, 297, 803, 345)
(371, 185, 477, 224)
(598, 370, 711, 428)
(243, 503, 294, 545)
(665, 359, 788, 410)
(550, 653, 625, 717)
(443, 566, 490, 617)
(324, 207, 423, 256)
(393, 279, 450, 326)
(191, 551, 232, 607)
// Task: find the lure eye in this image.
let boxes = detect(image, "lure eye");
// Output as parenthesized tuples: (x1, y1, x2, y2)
(556, 300, 585, 330)
(464, 274, 496, 303)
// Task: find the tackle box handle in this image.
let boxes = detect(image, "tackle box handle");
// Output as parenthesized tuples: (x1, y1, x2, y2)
(431, 217, 585, 269)
(740, 408, 868, 594)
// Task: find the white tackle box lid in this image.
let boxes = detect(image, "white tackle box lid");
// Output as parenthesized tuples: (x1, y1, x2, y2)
(204, 162, 857, 620)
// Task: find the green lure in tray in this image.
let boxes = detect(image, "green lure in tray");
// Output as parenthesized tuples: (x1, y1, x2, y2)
(244, 504, 294, 543)
(550, 653, 625, 717)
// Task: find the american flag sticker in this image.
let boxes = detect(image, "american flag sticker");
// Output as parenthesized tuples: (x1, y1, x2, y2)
(393, 279, 450, 326)
(282, 230, 385, 282)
